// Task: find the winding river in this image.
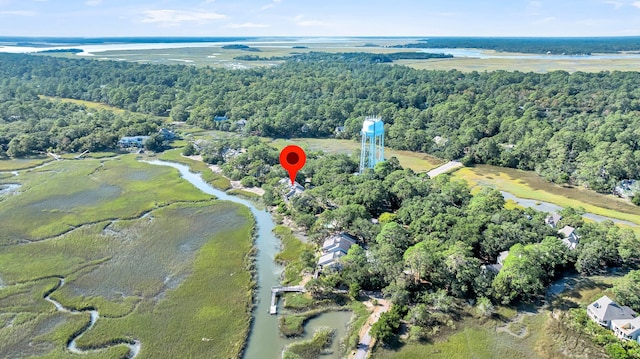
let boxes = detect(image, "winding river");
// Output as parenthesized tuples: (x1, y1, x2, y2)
(146, 160, 352, 359)
(44, 277, 141, 357)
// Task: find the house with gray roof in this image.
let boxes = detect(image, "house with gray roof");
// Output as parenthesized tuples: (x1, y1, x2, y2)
(559, 225, 579, 250)
(612, 317, 640, 343)
(322, 232, 357, 255)
(587, 295, 637, 329)
(545, 213, 562, 228)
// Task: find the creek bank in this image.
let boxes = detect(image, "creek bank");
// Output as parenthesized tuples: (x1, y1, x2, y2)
(44, 277, 141, 357)
(500, 191, 639, 227)
(146, 160, 353, 359)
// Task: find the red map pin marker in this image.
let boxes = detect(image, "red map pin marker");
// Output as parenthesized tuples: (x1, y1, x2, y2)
(280, 145, 306, 185)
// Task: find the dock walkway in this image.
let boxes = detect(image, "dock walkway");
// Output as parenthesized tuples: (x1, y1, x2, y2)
(269, 285, 305, 314)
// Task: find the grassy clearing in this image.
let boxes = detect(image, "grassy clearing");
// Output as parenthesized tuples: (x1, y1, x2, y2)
(273, 225, 314, 285)
(0, 155, 212, 243)
(269, 138, 443, 172)
(158, 148, 231, 190)
(453, 165, 640, 225)
(284, 293, 316, 310)
(0, 157, 51, 171)
(39, 95, 126, 114)
(397, 56, 640, 73)
(376, 311, 549, 359)
(227, 188, 262, 199)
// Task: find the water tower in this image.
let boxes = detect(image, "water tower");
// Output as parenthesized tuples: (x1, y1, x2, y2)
(359, 117, 384, 173)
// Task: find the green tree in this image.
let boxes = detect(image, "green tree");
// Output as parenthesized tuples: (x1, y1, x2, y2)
(612, 270, 640, 312)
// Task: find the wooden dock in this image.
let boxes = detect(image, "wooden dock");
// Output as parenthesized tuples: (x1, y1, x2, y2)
(269, 285, 305, 315)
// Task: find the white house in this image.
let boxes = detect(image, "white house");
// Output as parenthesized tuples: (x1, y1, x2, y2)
(317, 232, 358, 270)
(558, 225, 579, 250)
(484, 250, 509, 273)
(612, 317, 640, 343)
(118, 136, 149, 148)
(587, 296, 637, 329)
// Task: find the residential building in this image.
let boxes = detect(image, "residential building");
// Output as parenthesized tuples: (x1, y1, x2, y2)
(558, 225, 579, 250)
(158, 128, 175, 141)
(484, 250, 509, 273)
(612, 317, 640, 343)
(587, 295, 637, 329)
(279, 178, 305, 201)
(545, 213, 562, 228)
(317, 232, 358, 270)
(118, 136, 149, 148)
(322, 232, 357, 255)
(317, 251, 346, 270)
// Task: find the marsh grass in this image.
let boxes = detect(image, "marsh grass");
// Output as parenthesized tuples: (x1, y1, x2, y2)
(0, 157, 51, 171)
(158, 149, 231, 190)
(274, 225, 313, 285)
(0, 155, 212, 243)
(0, 155, 255, 358)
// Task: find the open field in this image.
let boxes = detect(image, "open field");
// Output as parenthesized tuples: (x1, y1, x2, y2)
(269, 138, 444, 173)
(452, 165, 640, 225)
(397, 57, 640, 73)
(0, 155, 212, 243)
(0, 156, 255, 358)
(38, 95, 126, 114)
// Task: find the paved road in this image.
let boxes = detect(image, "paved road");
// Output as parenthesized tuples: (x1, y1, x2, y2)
(427, 160, 463, 178)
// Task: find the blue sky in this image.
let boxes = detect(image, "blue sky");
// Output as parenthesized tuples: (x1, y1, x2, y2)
(0, 0, 639, 37)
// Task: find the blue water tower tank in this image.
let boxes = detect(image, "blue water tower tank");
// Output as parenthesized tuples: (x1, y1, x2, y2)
(360, 117, 385, 173)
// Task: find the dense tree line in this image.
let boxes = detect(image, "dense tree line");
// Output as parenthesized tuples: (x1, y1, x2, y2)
(1, 53, 640, 192)
(0, 87, 162, 156)
(406, 37, 640, 54)
(242, 148, 639, 343)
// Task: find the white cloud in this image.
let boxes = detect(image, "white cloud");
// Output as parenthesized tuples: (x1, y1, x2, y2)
(604, 1, 624, 9)
(633, 1, 640, 8)
(85, 0, 102, 6)
(294, 15, 327, 27)
(227, 22, 270, 29)
(141, 9, 226, 26)
(529, 1, 542, 7)
(534, 16, 556, 24)
(261, 0, 282, 10)
(0, 10, 37, 16)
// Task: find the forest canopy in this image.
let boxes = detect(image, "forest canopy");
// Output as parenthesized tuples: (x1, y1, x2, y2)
(1, 52, 639, 192)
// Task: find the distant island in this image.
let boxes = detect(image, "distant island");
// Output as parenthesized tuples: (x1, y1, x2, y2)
(397, 36, 640, 55)
(221, 44, 261, 52)
(37, 48, 83, 54)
